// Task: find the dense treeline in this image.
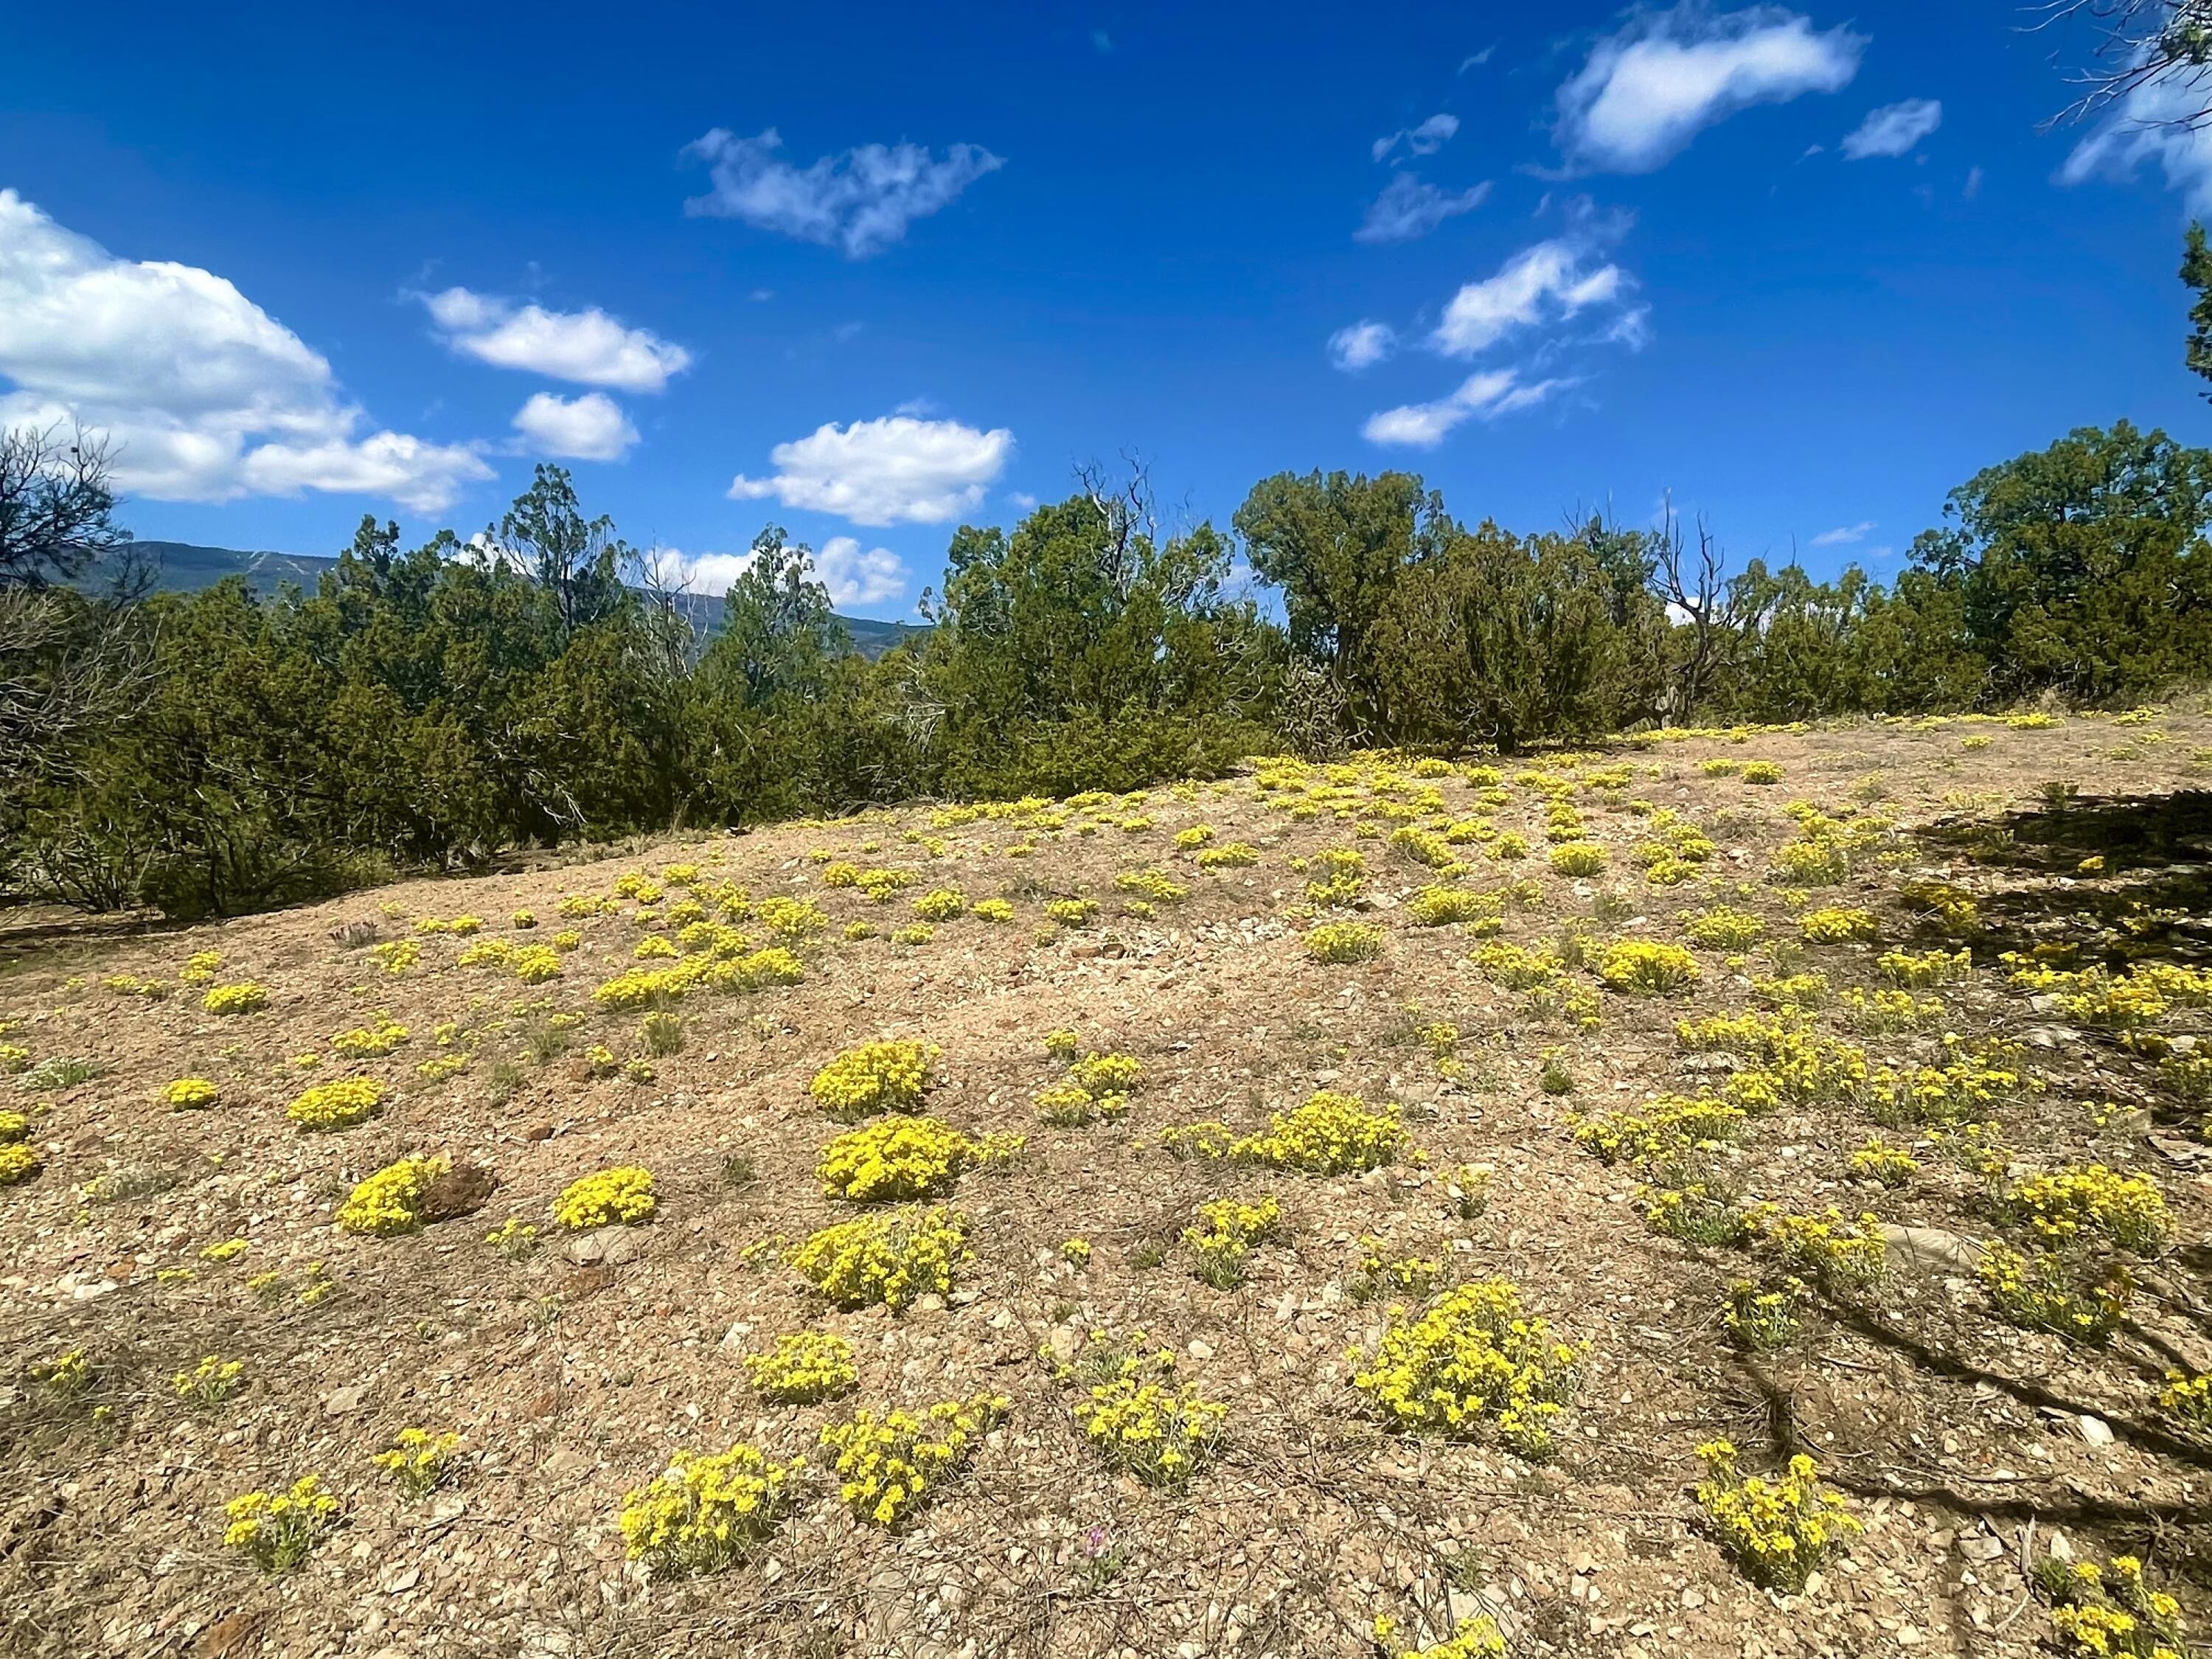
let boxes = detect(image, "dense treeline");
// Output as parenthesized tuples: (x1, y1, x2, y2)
(2, 417, 2210, 919)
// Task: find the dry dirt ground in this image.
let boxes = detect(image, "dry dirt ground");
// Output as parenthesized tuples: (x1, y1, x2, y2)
(3, 709, 2211, 1659)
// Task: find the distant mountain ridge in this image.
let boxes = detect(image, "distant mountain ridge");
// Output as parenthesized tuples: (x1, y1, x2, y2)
(119, 540, 928, 659)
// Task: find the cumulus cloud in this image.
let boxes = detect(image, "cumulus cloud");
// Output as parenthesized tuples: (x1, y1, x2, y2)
(658, 534, 908, 610)
(2062, 63, 2212, 213)
(511, 391, 638, 461)
(684, 128, 1004, 259)
(1329, 320, 1398, 372)
(1372, 113, 1461, 162)
(1555, 3, 1865, 173)
(728, 413, 1014, 526)
(0, 189, 489, 511)
(1363, 369, 1565, 448)
(422, 288, 691, 393)
(1430, 233, 1634, 358)
(1811, 519, 1874, 546)
(1356, 174, 1492, 243)
(1842, 98, 1942, 159)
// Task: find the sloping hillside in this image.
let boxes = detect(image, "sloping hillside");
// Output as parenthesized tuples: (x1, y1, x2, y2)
(1, 710, 2209, 1659)
(119, 540, 927, 659)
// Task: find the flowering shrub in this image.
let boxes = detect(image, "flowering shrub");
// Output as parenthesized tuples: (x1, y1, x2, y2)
(1849, 1140, 1919, 1188)
(1195, 842, 1260, 869)
(1762, 1207, 1888, 1293)
(1470, 941, 1562, 990)
(1305, 921, 1382, 964)
(2042, 1555, 2188, 1659)
(1175, 825, 1215, 849)
(1723, 1278, 1804, 1350)
(1115, 867, 1191, 904)
(817, 1116, 979, 1203)
(332, 1019, 408, 1058)
(1572, 1096, 1745, 1164)
(1978, 1242, 2130, 1344)
(818, 1394, 1008, 1526)
(286, 1078, 384, 1132)
(1597, 940, 1699, 993)
(1877, 947, 1970, 987)
(743, 1332, 858, 1403)
(552, 1166, 657, 1228)
(1046, 897, 1100, 928)
(1407, 886, 1503, 929)
(1694, 1440, 1860, 1590)
(1683, 907, 1765, 949)
(372, 1428, 462, 1498)
(1183, 1194, 1283, 1288)
(891, 922, 935, 945)
(808, 1040, 939, 1120)
(1548, 841, 1608, 877)
(1799, 906, 1879, 944)
(0, 1143, 44, 1185)
(972, 897, 1015, 923)
(1233, 1091, 1405, 1173)
(223, 1475, 341, 1572)
(175, 1354, 246, 1405)
(1035, 1080, 1127, 1126)
(789, 1206, 970, 1310)
(201, 983, 268, 1016)
(912, 888, 966, 922)
(2003, 1164, 2172, 1256)
(1741, 761, 1784, 785)
(618, 1444, 802, 1579)
(1350, 1279, 1581, 1458)
(1057, 1334, 1226, 1488)
(179, 950, 223, 984)
(512, 946, 563, 984)
(337, 1155, 450, 1236)
(164, 1078, 219, 1110)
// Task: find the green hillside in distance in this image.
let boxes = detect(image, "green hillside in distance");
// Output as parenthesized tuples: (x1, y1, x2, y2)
(119, 539, 927, 659)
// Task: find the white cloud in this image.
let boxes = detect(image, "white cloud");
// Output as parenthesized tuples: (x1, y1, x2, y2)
(1363, 369, 1565, 448)
(1810, 519, 1874, 546)
(1555, 3, 1865, 174)
(1356, 174, 1492, 243)
(1372, 114, 1461, 162)
(1430, 234, 1633, 358)
(1329, 320, 1398, 372)
(814, 536, 907, 607)
(0, 189, 488, 511)
(658, 535, 908, 610)
(422, 288, 690, 393)
(684, 128, 1004, 259)
(728, 413, 1014, 526)
(1843, 98, 1942, 160)
(511, 391, 638, 461)
(2061, 63, 2212, 213)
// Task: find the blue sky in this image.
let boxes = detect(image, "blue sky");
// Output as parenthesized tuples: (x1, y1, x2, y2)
(2, 1, 2208, 617)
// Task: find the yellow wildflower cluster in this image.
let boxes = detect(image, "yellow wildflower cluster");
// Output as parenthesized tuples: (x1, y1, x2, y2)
(1183, 1194, 1283, 1288)
(1683, 906, 1766, 949)
(1161, 1119, 1237, 1161)
(1799, 906, 1879, 944)
(1471, 941, 1562, 990)
(286, 1077, 384, 1132)
(1877, 947, 1970, 987)
(911, 887, 966, 922)
(1046, 897, 1101, 927)
(163, 1077, 218, 1110)
(1694, 1439, 1860, 1590)
(1872, 1041, 2031, 1125)
(337, 1155, 451, 1236)
(179, 950, 223, 983)
(331, 1018, 408, 1058)
(552, 1166, 657, 1228)
(1597, 939, 1699, 993)
(372, 1428, 461, 1498)
(1548, 841, 1608, 877)
(1304, 847, 1367, 905)
(1231, 1091, 1407, 1173)
(1305, 920, 1384, 963)
(1349, 1279, 1582, 1458)
(789, 1206, 970, 1310)
(618, 1444, 802, 1580)
(1406, 886, 1503, 930)
(1195, 841, 1260, 869)
(2160, 1371, 2212, 1433)
(175, 1354, 246, 1405)
(1760, 1206, 1888, 1293)
(819, 1394, 1008, 1527)
(1978, 1242, 2130, 1345)
(201, 982, 268, 1016)
(1387, 1615, 1508, 1659)
(2003, 1164, 2171, 1256)
(1115, 867, 1191, 904)
(1722, 1277, 1805, 1351)
(1352, 1235, 1445, 1301)
(2044, 1555, 2187, 1659)
(817, 1116, 990, 1203)
(808, 1039, 940, 1120)
(370, 939, 421, 973)
(1058, 1335, 1228, 1489)
(222, 1475, 341, 1572)
(742, 1331, 858, 1403)
(1572, 1096, 1745, 1164)
(1849, 1140, 1919, 1188)
(1842, 987, 1944, 1034)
